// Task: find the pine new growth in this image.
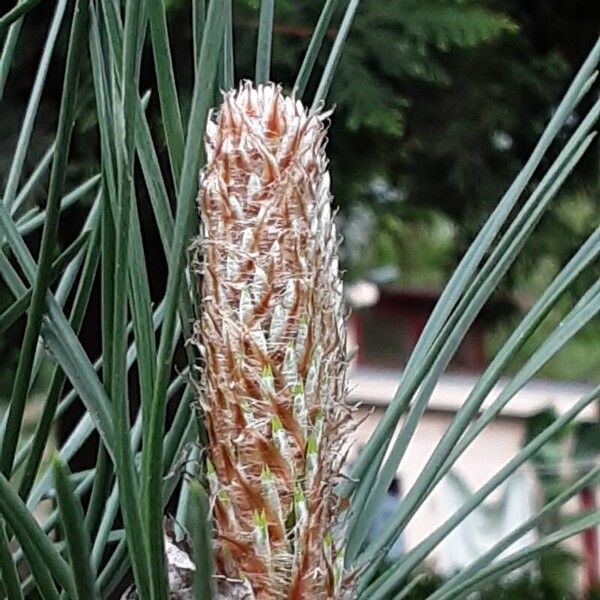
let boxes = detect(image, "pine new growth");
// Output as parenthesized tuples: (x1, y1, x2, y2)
(194, 82, 351, 599)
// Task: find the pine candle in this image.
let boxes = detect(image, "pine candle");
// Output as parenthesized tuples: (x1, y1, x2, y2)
(194, 83, 351, 599)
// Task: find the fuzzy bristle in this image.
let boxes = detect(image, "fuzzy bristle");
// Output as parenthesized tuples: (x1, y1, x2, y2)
(194, 82, 351, 599)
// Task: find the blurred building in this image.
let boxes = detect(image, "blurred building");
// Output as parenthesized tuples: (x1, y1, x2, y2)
(346, 283, 599, 586)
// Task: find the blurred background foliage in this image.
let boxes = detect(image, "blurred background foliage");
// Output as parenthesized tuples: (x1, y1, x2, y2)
(1, 0, 599, 403)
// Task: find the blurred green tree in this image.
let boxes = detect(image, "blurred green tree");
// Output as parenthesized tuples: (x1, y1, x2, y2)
(205, 1, 599, 312)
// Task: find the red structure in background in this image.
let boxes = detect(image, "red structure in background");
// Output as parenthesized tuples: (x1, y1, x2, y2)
(349, 286, 497, 372)
(581, 487, 600, 589)
(349, 284, 600, 590)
